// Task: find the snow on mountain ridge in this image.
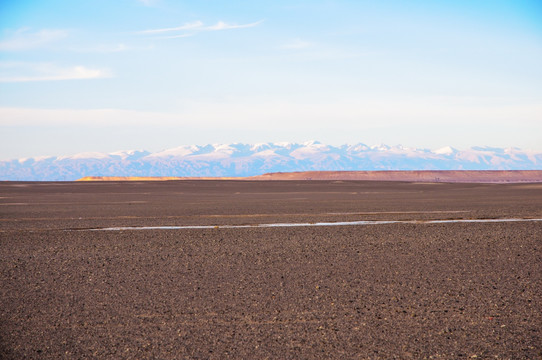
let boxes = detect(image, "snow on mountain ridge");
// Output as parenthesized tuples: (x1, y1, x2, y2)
(2, 142, 542, 181)
(145, 145, 199, 158)
(434, 146, 457, 155)
(57, 152, 111, 160)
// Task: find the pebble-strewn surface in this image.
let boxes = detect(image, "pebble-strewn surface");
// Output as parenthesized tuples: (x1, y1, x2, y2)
(1, 180, 541, 359)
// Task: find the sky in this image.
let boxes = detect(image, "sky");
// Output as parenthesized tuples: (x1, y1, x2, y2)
(0, 0, 541, 160)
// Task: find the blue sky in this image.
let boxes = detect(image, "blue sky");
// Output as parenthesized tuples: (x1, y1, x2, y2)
(1, 0, 541, 159)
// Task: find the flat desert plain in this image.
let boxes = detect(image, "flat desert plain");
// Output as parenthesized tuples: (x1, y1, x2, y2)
(1, 180, 541, 359)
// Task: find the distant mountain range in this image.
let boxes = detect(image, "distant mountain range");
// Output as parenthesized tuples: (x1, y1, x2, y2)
(2, 141, 541, 181)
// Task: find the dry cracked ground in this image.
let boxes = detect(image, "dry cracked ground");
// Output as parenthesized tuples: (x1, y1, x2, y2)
(1, 180, 541, 359)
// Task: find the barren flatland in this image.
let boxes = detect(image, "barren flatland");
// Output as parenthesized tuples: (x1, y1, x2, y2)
(1, 180, 541, 359)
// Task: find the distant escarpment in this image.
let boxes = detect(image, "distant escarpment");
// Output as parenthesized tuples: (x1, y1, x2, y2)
(77, 170, 542, 183)
(251, 170, 542, 183)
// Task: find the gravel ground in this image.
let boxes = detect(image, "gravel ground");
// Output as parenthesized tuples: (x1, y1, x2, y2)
(1, 180, 541, 359)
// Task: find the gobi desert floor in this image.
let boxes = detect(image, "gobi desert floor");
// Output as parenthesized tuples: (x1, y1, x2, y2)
(1, 180, 541, 359)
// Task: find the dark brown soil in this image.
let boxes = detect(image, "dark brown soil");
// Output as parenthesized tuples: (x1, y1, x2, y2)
(1, 181, 541, 359)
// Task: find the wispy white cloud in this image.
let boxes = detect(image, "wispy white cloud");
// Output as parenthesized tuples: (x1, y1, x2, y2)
(0, 28, 68, 51)
(206, 20, 264, 31)
(0, 107, 182, 126)
(71, 43, 133, 53)
(138, 20, 263, 38)
(160, 33, 196, 40)
(139, 21, 204, 34)
(0, 62, 112, 82)
(2, 97, 540, 129)
(281, 38, 313, 49)
(137, 0, 159, 6)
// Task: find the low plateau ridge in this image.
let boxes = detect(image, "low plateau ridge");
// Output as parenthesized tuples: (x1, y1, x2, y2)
(77, 171, 542, 183)
(3, 141, 542, 181)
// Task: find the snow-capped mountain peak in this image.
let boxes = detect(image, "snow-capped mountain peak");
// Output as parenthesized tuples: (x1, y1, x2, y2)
(57, 152, 111, 160)
(2, 142, 541, 181)
(434, 146, 457, 155)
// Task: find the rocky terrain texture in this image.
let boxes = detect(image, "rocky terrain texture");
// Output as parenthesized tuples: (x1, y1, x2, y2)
(1, 180, 541, 358)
